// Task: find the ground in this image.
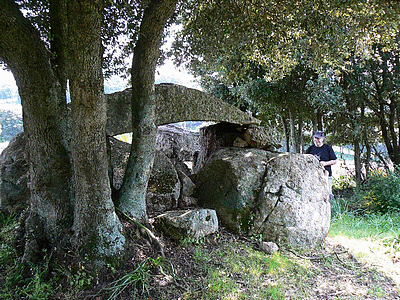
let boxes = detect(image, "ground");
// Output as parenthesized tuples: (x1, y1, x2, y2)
(67, 221, 399, 300)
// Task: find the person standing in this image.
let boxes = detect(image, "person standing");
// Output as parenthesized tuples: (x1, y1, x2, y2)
(306, 131, 337, 197)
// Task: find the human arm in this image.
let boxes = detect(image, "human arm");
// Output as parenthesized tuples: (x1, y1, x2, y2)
(320, 145, 337, 167)
(320, 159, 337, 167)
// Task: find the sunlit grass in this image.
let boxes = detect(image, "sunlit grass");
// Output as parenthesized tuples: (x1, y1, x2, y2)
(330, 211, 400, 289)
(191, 243, 309, 300)
(330, 211, 400, 240)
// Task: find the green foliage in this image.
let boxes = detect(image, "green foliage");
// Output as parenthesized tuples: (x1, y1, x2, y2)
(65, 263, 94, 290)
(175, 0, 400, 84)
(357, 170, 400, 214)
(181, 235, 205, 245)
(0, 212, 18, 265)
(1, 256, 58, 300)
(20, 264, 54, 300)
(100, 256, 164, 300)
(330, 211, 400, 241)
(14, 0, 143, 79)
(333, 174, 356, 191)
(0, 213, 61, 300)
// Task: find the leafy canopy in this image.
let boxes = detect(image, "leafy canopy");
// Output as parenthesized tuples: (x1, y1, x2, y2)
(173, 0, 400, 84)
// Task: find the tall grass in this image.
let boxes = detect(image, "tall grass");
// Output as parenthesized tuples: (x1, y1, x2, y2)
(330, 210, 400, 241)
(331, 170, 400, 241)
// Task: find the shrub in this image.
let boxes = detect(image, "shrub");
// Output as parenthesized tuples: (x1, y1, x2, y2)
(357, 169, 400, 214)
(332, 174, 356, 191)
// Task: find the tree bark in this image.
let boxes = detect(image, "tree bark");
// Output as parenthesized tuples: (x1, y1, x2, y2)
(0, 0, 73, 262)
(67, 0, 125, 256)
(118, 0, 178, 222)
(288, 106, 297, 153)
(281, 115, 290, 152)
(353, 134, 362, 183)
(297, 111, 304, 153)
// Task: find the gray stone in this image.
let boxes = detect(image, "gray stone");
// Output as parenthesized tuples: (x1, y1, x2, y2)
(108, 136, 130, 191)
(109, 137, 181, 215)
(260, 242, 279, 255)
(243, 124, 282, 151)
(147, 151, 181, 215)
(253, 153, 330, 249)
(155, 208, 218, 240)
(195, 147, 272, 232)
(156, 124, 201, 175)
(195, 147, 330, 249)
(195, 123, 282, 173)
(177, 170, 196, 207)
(233, 137, 248, 148)
(106, 84, 260, 136)
(0, 132, 29, 214)
(179, 196, 198, 208)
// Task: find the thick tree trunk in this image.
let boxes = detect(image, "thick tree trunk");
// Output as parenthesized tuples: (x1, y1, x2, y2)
(0, 0, 73, 262)
(67, 0, 125, 256)
(118, 0, 178, 222)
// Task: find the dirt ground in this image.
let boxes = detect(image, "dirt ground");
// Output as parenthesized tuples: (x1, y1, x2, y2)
(73, 223, 400, 300)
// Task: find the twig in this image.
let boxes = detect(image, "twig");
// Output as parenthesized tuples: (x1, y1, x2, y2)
(283, 248, 348, 261)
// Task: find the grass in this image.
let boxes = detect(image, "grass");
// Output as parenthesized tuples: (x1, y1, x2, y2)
(189, 243, 295, 299)
(1, 207, 400, 299)
(329, 209, 400, 289)
(330, 209, 400, 240)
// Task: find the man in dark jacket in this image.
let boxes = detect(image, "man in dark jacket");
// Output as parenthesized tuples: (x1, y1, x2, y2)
(306, 131, 337, 197)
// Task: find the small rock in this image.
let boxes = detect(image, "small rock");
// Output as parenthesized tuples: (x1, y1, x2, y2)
(179, 196, 198, 208)
(260, 241, 279, 255)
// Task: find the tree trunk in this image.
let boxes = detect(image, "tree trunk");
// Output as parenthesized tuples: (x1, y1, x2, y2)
(353, 134, 362, 183)
(389, 98, 400, 166)
(288, 107, 297, 153)
(281, 115, 290, 152)
(118, 0, 178, 222)
(297, 111, 304, 153)
(67, 0, 125, 256)
(0, 0, 73, 262)
(317, 109, 324, 131)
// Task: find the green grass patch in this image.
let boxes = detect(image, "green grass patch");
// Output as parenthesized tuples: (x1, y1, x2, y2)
(330, 211, 400, 241)
(190, 242, 313, 300)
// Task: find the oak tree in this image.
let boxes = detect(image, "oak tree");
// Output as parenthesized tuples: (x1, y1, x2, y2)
(0, 0, 178, 262)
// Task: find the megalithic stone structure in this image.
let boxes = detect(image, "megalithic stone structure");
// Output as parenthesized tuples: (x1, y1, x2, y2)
(105, 83, 261, 136)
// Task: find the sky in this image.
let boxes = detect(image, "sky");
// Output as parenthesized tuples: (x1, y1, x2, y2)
(0, 59, 199, 91)
(0, 69, 16, 87)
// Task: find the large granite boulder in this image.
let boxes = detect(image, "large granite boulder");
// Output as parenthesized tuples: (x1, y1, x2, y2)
(0, 132, 29, 214)
(156, 124, 201, 175)
(243, 124, 282, 150)
(106, 84, 260, 136)
(1, 130, 196, 215)
(195, 122, 282, 173)
(194, 147, 330, 249)
(146, 151, 181, 214)
(109, 133, 196, 215)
